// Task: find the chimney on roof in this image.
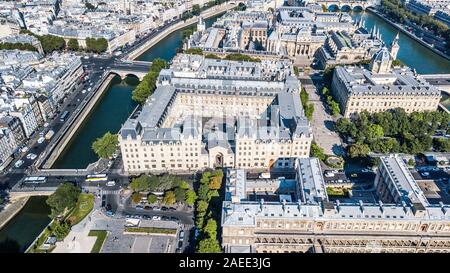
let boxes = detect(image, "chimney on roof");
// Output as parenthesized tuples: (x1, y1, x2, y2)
(439, 201, 447, 215)
(282, 199, 287, 212)
(336, 200, 340, 213)
(359, 200, 364, 213)
(259, 198, 264, 212)
(379, 200, 384, 214)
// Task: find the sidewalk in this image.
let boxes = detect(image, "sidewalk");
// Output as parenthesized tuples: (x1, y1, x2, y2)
(52, 210, 97, 253)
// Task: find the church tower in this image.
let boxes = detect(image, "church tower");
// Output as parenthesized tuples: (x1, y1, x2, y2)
(390, 33, 400, 60)
(197, 16, 205, 32)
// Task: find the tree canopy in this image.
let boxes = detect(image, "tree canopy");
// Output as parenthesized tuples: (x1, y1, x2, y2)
(336, 109, 449, 157)
(0, 42, 37, 52)
(224, 53, 261, 62)
(197, 238, 221, 253)
(85, 37, 108, 53)
(132, 58, 168, 104)
(46, 183, 80, 218)
(67, 38, 79, 51)
(91, 132, 118, 159)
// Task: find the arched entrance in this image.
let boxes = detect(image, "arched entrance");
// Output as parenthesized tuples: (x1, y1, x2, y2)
(214, 153, 224, 168)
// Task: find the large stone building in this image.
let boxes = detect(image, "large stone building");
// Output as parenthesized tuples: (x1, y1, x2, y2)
(315, 22, 384, 68)
(266, 6, 355, 59)
(331, 44, 441, 118)
(221, 156, 450, 253)
(119, 54, 313, 174)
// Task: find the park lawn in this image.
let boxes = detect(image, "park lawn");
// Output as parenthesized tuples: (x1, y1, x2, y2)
(66, 193, 94, 226)
(124, 227, 177, 234)
(88, 230, 107, 253)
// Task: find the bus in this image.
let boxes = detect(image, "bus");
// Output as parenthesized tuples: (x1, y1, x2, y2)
(85, 174, 108, 182)
(60, 111, 70, 122)
(23, 176, 47, 184)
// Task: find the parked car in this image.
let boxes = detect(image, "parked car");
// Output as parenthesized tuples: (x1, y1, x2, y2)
(14, 160, 24, 168)
(152, 216, 161, 221)
(136, 205, 144, 210)
(421, 172, 430, 177)
(179, 230, 185, 241)
(37, 137, 45, 144)
(26, 153, 37, 161)
(106, 181, 116, 187)
(21, 147, 29, 153)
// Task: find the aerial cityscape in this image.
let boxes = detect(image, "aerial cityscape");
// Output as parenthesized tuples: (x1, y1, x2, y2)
(0, 0, 449, 256)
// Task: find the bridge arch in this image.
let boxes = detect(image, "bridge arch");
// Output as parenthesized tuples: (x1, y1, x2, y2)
(341, 5, 352, 12)
(328, 4, 340, 12)
(353, 5, 364, 12)
(109, 71, 145, 81)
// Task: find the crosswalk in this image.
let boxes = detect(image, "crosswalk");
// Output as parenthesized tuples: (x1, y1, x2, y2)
(181, 224, 194, 230)
(101, 189, 121, 195)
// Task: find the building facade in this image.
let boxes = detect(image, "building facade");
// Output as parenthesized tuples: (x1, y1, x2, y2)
(119, 54, 313, 174)
(221, 156, 450, 253)
(331, 46, 441, 118)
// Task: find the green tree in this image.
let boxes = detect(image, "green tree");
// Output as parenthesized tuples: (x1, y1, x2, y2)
(196, 200, 209, 214)
(67, 38, 79, 51)
(310, 142, 326, 161)
(293, 66, 300, 77)
(198, 183, 210, 201)
(132, 59, 167, 104)
(85, 37, 108, 53)
(367, 124, 384, 140)
(185, 48, 203, 55)
(433, 138, 450, 152)
(192, 4, 201, 15)
(208, 175, 222, 190)
(348, 143, 371, 158)
(147, 194, 158, 204)
(46, 183, 80, 218)
(53, 221, 71, 240)
(203, 218, 217, 239)
(130, 175, 151, 192)
(39, 35, 66, 53)
(205, 53, 221, 59)
(0, 42, 37, 52)
(174, 187, 186, 202)
(131, 192, 142, 204)
(197, 238, 221, 253)
(224, 53, 261, 62)
(163, 191, 176, 205)
(185, 189, 197, 206)
(91, 132, 118, 159)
